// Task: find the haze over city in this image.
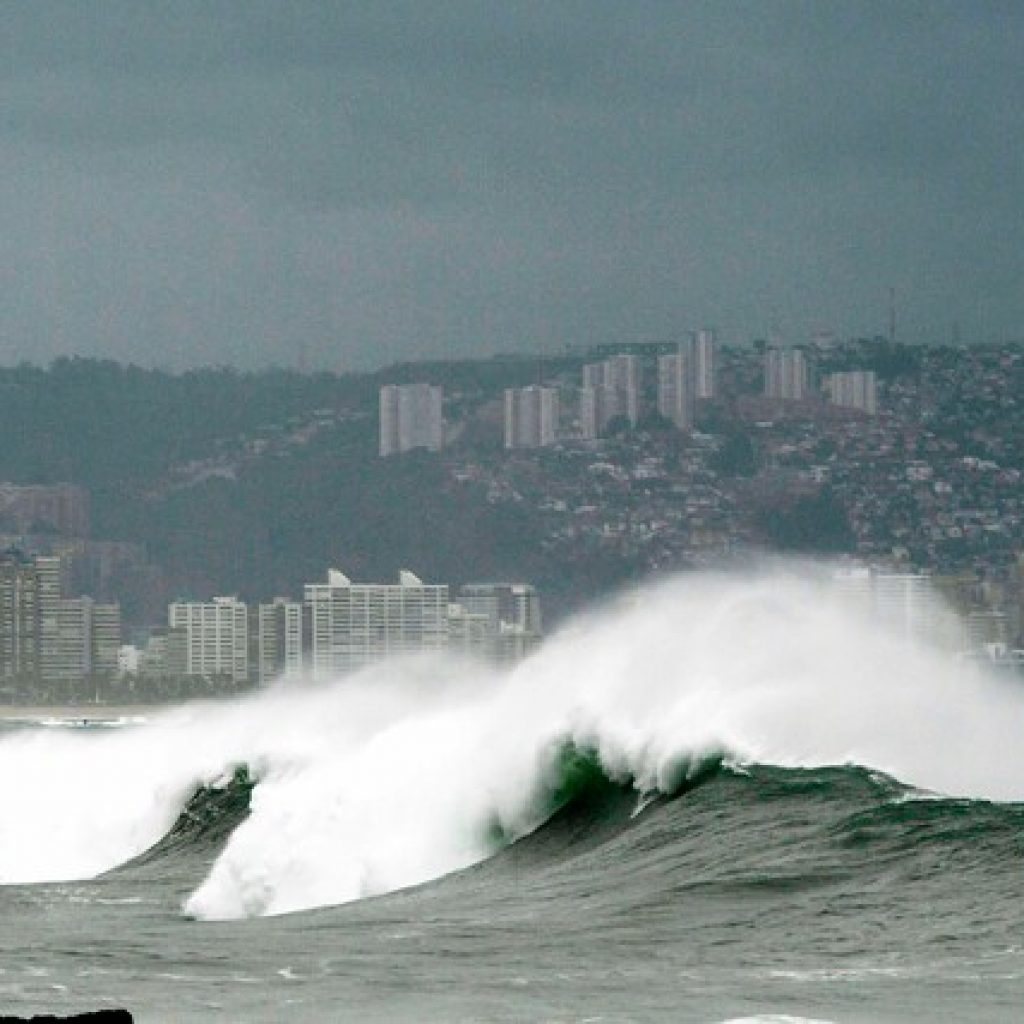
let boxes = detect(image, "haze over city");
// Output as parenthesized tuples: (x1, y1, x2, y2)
(5, 1, 1024, 371)
(5, 6, 1024, 1024)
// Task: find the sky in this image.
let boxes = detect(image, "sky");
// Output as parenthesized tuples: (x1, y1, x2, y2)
(4, 1, 1023, 372)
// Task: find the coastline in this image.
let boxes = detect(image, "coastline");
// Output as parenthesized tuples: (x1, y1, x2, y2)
(0, 704, 173, 722)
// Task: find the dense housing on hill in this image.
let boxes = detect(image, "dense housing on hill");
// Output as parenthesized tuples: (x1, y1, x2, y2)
(0, 340, 1022, 700)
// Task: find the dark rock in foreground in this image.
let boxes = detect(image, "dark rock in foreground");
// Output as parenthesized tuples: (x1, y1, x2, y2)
(0, 1011, 132, 1023)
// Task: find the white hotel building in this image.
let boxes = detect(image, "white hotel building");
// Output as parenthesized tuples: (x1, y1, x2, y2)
(168, 596, 249, 684)
(305, 569, 450, 678)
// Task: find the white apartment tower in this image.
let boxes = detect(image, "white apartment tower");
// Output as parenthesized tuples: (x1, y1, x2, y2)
(579, 355, 639, 437)
(90, 602, 122, 680)
(827, 370, 878, 415)
(168, 596, 249, 684)
(253, 598, 304, 685)
(657, 352, 693, 430)
(504, 386, 560, 449)
(36, 555, 68, 684)
(379, 383, 444, 456)
(689, 329, 716, 399)
(305, 569, 449, 678)
(0, 554, 41, 685)
(47, 597, 93, 687)
(578, 385, 611, 440)
(603, 354, 640, 426)
(764, 347, 809, 400)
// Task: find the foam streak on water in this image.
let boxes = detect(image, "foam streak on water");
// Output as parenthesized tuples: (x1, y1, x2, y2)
(1, 564, 1022, 920)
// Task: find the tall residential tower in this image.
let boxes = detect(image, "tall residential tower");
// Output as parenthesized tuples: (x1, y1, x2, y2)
(504, 386, 560, 449)
(379, 383, 444, 456)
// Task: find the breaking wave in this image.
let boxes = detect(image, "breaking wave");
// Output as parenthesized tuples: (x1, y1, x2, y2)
(1, 564, 1023, 920)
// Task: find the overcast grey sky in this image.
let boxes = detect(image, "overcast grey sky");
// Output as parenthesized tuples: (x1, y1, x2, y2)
(3, 1, 1023, 371)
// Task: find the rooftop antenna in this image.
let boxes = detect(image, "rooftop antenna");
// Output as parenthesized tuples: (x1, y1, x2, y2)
(889, 286, 897, 344)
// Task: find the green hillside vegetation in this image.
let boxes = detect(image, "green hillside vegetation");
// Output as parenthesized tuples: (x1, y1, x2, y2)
(1, 357, 578, 619)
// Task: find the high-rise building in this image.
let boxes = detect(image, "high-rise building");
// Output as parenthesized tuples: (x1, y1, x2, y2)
(764, 347, 808, 400)
(379, 383, 444, 456)
(578, 386, 600, 440)
(91, 603, 122, 681)
(45, 597, 94, 689)
(0, 552, 40, 691)
(0, 551, 120, 695)
(827, 370, 878, 415)
(36, 555, 70, 687)
(581, 362, 605, 390)
(457, 582, 543, 663)
(305, 569, 450, 678)
(657, 352, 693, 429)
(458, 582, 541, 633)
(688, 329, 716, 399)
(168, 596, 249, 684)
(504, 386, 559, 449)
(252, 598, 304, 685)
(139, 626, 188, 681)
(579, 355, 639, 437)
(446, 602, 494, 660)
(603, 354, 640, 426)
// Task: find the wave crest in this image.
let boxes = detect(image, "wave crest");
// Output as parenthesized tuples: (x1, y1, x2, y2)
(2, 565, 1023, 919)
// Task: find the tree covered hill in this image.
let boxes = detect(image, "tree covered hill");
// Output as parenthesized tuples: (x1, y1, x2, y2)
(0, 357, 375, 488)
(0, 354, 577, 491)
(0, 356, 574, 619)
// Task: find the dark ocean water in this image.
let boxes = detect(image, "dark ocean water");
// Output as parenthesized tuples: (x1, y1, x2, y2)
(1, 740, 1022, 1023)
(3, 572, 1024, 1023)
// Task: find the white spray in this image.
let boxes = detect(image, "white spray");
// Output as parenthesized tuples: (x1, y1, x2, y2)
(1, 565, 1022, 920)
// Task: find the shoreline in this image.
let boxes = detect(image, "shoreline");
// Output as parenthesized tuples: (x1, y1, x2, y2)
(0, 704, 177, 722)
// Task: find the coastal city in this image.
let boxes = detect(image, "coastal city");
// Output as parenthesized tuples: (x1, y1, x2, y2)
(1, 334, 1022, 704)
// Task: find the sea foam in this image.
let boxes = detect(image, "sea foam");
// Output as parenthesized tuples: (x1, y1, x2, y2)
(1, 564, 1022, 919)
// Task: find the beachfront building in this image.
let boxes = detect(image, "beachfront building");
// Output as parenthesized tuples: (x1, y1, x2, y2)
(168, 596, 249, 685)
(251, 598, 304, 685)
(0, 552, 41, 692)
(457, 582, 543, 663)
(305, 569, 450, 678)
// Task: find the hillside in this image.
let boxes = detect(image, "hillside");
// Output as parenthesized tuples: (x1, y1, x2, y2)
(0, 356, 592, 623)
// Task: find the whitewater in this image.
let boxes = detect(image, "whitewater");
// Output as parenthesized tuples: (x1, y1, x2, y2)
(2, 564, 1024, 1022)
(3, 565, 1022, 913)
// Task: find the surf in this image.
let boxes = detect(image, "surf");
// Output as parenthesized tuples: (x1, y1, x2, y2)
(1, 563, 1022, 920)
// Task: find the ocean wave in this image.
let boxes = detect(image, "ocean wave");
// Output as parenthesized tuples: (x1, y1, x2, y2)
(1, 565, 1023, 920)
